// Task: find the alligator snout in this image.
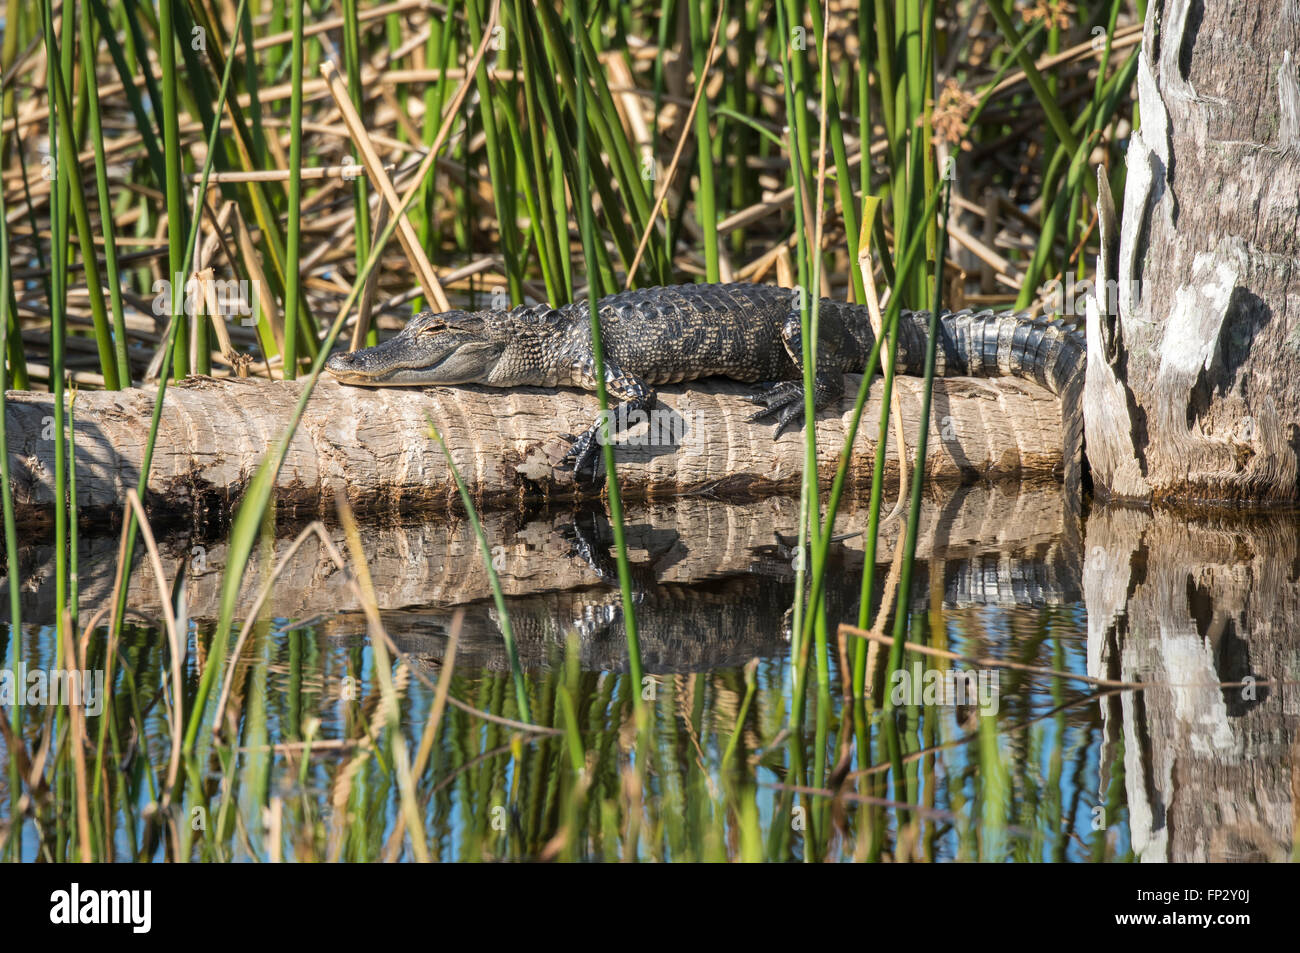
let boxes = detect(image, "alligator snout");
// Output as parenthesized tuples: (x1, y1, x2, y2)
(326, 350, 357, 372)
(326, 348, 376, 384)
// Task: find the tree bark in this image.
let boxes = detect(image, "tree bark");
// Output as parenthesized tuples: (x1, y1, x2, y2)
(1085, 0, 1300, 502)
(4, 373, 1067, 525)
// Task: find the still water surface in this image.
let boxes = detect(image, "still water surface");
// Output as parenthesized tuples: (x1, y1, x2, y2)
(2, 483, 1294, 861)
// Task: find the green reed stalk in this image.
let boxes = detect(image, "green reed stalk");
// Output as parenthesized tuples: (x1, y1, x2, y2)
(982, 0, 1094, 207)
(467, 0, 524, 303)
(340, 0, 371, 315)
(427, 419, 531, 721)
(803, 188, 940, 655)
(1015, 48, 1138, 309)
(188, 1, 317, 364)
(0, 142, 24, 388)
(156, 0, 190, 377)
(723, 0, 751, 257)
(977, 708, 1010, 860)
(46, 2, 120, 390)
(0, 0, 20, 150)
(282, 0, 305, 379)
(96, 0, 251, 787)
(773, 0, 811, 674)
(532, 1, 656, 283)
(81, 3, 131, 386)
(565, 0, 643, 699)
(848, 19, 1039, 694)
(574, 17, 663, 281)
(415, 13, 455, 312)
(39, 0, 68, 646)
(67, 392, 79, 636)
(40, 0, 74, 855)
(496, 1, 559, 301)
(920, 0, 937, 265)
(237, 0, 268, 164)
(336, 501, 430, 862)
(515, 3, 574, 295)
(507, 0, 565, 302)
(88, 0, 165, 190)
(806, 0, 865, 302)
(184, 124, 451, 754)
(557, 686, 586, 775)
(0, 8, 25, 390)
(0, 184, 23, 860)
(803, 0, 835, 695)
(686, 0, 719, 281)
(883, 179, 952, 705)
(721, 661, 759, 774)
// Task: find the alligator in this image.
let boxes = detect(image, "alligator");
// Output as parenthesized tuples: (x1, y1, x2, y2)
(326, 282, 1086, 486)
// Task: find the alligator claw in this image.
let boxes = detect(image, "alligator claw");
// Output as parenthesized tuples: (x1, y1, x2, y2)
(771, 402, 806, 437)
(742, 381, 806, 437)
(560, 429, 606, 487)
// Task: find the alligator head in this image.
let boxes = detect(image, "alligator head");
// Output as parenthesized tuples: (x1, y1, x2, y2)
(326, 310, 506, 386)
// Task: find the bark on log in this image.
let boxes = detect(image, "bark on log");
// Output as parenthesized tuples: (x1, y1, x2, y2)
(1085, 0, 1300, 502)
(4, 373, 1067, 524)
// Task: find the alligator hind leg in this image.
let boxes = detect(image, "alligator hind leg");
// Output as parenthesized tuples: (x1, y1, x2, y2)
(742, 381, 805, 434)
(742, 370, 844, 438)
(741, 308, 847, 436)
(560, 358, 654, 485)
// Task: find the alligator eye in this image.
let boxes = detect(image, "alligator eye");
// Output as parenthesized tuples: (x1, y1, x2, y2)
(418, 321, 446, 335)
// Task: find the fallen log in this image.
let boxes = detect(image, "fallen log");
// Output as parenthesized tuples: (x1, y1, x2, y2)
(4, 373, 1067, 524)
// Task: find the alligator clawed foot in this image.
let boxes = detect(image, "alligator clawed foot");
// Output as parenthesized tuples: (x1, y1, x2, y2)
(742, 382, 806, 437)
(560, 431, 606, 488)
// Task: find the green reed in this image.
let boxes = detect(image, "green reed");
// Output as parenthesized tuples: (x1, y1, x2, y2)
(282, 0, 306, 379)
(0, 177, 23, 860)
(427, 418, 531, 722)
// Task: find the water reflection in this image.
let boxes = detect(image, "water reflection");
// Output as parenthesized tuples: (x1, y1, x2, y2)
(1, 484, 1295, 861)
(1085, 505, 1300, 862)
(13, 483, 1080, 642)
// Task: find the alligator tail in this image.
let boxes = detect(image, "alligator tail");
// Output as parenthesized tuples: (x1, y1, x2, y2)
(833, 304, 1087, 496)
(919, 308, 1085, 498)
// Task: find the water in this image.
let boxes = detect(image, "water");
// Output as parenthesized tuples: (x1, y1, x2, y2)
(2, 482, 1295, 861)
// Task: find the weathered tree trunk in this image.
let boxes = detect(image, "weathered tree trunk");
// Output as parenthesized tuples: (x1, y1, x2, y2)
(4, 374, 1067, 524)
(1085, 0, 1300, 502)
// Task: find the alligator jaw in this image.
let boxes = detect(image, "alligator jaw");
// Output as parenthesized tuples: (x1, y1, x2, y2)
(326, 348, 453, 386)
(326, 323, 505, 386)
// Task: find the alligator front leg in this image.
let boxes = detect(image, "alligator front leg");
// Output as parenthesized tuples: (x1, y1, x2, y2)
(561, 509, 655, 596)
(560, 358, 655, 485)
